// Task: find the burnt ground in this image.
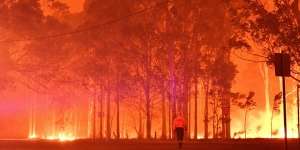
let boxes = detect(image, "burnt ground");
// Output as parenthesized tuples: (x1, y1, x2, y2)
(0, 139, 299, 150)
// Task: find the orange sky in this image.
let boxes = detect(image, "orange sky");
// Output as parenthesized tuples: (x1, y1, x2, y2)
(41, 0, 85, 13)
(60, 0, 85, 13)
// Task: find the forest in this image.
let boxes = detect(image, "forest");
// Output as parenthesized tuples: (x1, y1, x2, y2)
(0, 0, 300, 140)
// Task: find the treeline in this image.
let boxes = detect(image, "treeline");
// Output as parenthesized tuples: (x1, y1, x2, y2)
(1, 0, 299, 139)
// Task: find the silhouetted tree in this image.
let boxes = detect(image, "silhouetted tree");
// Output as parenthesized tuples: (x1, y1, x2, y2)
(234, 91, 256, 138)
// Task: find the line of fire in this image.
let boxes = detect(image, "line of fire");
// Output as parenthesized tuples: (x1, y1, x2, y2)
(0, 1, 300, 149)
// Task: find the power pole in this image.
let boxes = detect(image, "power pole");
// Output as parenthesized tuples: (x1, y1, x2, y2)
(282, 76, 288, 150)
(274, 53, 291, 150)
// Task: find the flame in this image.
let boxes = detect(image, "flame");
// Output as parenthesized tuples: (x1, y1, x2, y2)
(197, 134, 204, 139)
(46, 132, 76, 141)
(28, 133, 37, 139)
(28, 132, 76, 141)
(230, 76, 299, 139)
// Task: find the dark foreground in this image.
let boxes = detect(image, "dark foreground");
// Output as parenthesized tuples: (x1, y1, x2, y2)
(0, 139, 299, 150)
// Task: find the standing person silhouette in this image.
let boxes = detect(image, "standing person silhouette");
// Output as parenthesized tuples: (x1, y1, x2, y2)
(173, 112, 186, 149)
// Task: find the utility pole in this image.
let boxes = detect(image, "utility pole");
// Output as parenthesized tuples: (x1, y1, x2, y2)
(274, 53, 291, 150)
(282, 76, 288, 150)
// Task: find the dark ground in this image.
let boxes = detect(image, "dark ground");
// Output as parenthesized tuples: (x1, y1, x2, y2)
(0, 139, 299, 150)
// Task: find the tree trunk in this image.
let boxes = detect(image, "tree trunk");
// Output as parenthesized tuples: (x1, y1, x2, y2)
(138, 90, 144, 139)
(168, 44, 176, 139)
(145, 83, 151, 139)
(116, 83, 120, 139)
(204, 81, 209, 139)
(138, 104, 143, 138)
(194, 77, 198, 139)
(99, 87, 103, 139)
(168, 93, 172, 139)
(216, 113, 219, 138)
(244, 110, 248, 139)
(183, 82, 190, 138)
(226, 99, 231, 139)
(144, 46, 152, 139)
(188, 86, 192, 139)
(212, 96, 216, 138)
(182, 47, 190, 139)
(271, 109, 274, 138)
(106, 87, 111, 139)
(221, 93, 231, 139)
(93, 91, 96, 140)
(161, 88, 167, 139)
